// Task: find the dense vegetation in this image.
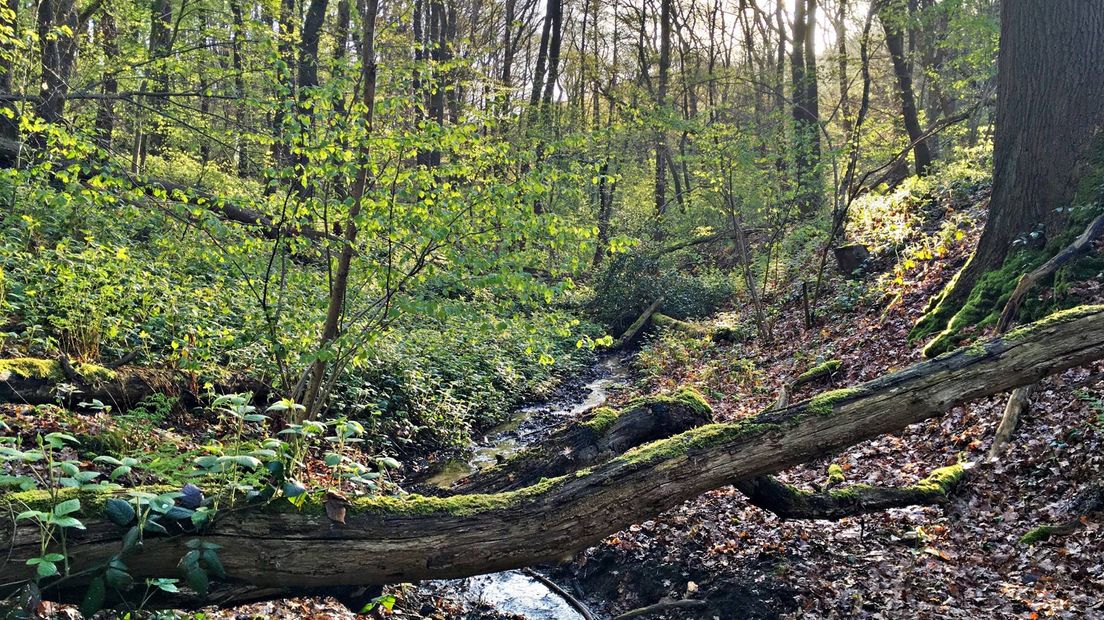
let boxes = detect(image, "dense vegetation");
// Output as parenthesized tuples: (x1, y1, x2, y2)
(1, 0, 1103, 616)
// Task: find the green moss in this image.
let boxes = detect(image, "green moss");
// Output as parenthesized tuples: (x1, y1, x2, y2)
(75, 362, 116, 382)
(0, 358, 116, 383)
(807, 387, 864, 416)
(0, 358, 63, 381)
(797, 359, 841, 383)
(909, 464, 965, 495)
(1003, 305, 1104, 341)
(1019, 525, 1059, 545)
(826, 463, 845, 485)
(616, 420, 778, 466)
(917, 200, 1104, 357)
(2, 485, 178, 517)
(828, 484, 874, 500)
(581, 407, 621, 435)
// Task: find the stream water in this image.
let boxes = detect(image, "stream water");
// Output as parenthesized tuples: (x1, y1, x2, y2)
(419, 354, 630, 619)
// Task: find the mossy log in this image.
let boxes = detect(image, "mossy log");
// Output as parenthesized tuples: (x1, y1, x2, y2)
(0, 357, 270, 411)
(2, 306, 1104, 607)
(446, 388, 714, 494)
(651, 313, 740, 343)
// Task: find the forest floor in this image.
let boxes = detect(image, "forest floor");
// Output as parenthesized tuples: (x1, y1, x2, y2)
(9, 188, 1104, 619)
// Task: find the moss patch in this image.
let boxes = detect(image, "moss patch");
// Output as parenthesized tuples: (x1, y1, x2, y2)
(915, 200, 1104, 357)
(826, 463, 845, 485)
(910, 464, 965, 495)
(0, 358, 64, 381)
(0, 358, 116, 383)
(797, 359, 841, 383)
(580, 406, 620, 435)
(616, 419, 777, 466)
(807, 387, 864, 416)
(1019, 525, 1059, 545)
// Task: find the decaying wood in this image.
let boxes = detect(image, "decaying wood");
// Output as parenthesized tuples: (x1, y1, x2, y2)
(612, 598, 707, 620)
(733, 466, 964, 521)
(2, 306, 1103, 607)
(988, 384, 1035, 460)
(0, 360, 270, 411)
(447, 390, 714, 494)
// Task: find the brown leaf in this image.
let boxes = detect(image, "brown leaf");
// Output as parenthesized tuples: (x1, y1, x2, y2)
(324, 491, 350, 525)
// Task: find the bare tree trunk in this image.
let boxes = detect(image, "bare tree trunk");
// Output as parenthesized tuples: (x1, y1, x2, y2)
(876, 0, 932, 176)
(35, 0, 78, 125)
(94, 10, 119, 150)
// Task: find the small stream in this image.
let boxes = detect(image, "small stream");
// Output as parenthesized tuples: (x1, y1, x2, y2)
(419, 354, 630, 619)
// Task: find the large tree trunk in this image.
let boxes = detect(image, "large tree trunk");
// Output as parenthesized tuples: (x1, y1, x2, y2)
(917, 1, 1104, 341)
(4, 306, 1103, 608)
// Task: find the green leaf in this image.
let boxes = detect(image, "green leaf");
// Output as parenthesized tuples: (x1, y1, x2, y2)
(80, 577, 106, 617)
(122, 526, 142, 554)
(323, 453, 342, 466)
(51, 516, 85, 529)
(185, 566, 209, 597)
(104, 498, 136, 527)
(105, 565, 133, 590)
(36, 560, 58, 578)
(53, 498, 81, 516)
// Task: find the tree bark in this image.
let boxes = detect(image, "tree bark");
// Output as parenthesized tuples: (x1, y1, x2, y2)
(4, 306, 1103, 606)
(93, 10, 119, 150)
(35, 0, 78, 124)
(919, 0, 1104, 336)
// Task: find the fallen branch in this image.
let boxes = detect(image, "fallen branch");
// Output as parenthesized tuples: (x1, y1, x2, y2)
(612, 598, 708, 620)
(1020, 483, 1104, 545)
(734, 465, 965, 521)
(611, 298, 664, 350)
(997, 213, 1104, 333)
(1, 306, 1102, 607)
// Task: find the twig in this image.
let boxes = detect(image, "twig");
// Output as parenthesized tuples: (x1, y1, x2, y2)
(520, 568, 596, 620)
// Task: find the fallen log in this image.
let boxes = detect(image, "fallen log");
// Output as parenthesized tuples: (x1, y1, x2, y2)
(451, 381, 958, 521)
(0, 357, 271, 411)
(733, 464, 964, 521)
(610, 297, 664, 350)
(447, 389, 714, 494)
(2, 306, 1103, 607)
(651, 313, 740, 343)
